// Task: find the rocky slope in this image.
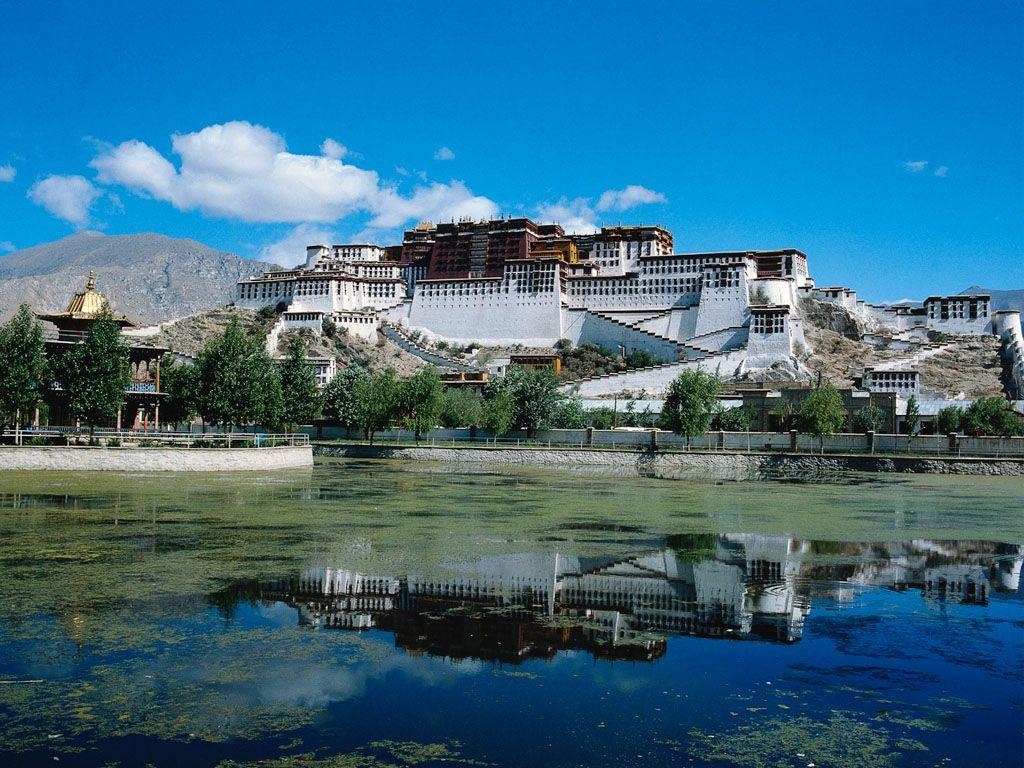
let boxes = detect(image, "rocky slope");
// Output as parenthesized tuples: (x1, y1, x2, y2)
(800, 297, 1006, 397)
(0, 231, 276, 323)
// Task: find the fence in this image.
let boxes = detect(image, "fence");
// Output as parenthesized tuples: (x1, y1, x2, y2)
(303, 425, 1024, 458)
(2, 428, 309, 448)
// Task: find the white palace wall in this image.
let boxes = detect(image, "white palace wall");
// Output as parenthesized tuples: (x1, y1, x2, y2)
(561, 309, 684, 361)
(994, 311, 1024, 397)
(405, 280, 564, 346)
(694, 264, 751, 337)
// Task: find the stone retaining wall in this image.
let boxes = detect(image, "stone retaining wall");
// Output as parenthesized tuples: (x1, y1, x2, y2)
(315, 443, 1023, 478)
(0, 445, 313, 472)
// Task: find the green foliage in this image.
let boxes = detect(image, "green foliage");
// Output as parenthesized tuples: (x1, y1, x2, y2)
(558, 342, 662, 381)
(589, 406, 616, 430)
(712, 406, 755, 432)
(159, 356, 200, 428)
(962, 397, 1024, 436)
(327, 384, 363, 428)
(798, 382, 847, 449)
(659, 369, 720, 440)
(438, 387, 484, 428)
(852, 405, 886, 433)
(905, 394, 921, 436)
(482, 388, 515, 436)
(279, 336, 321, 430)
(321, 316, 337, 338)
(58, 308, 130, 432)
(195, 317, 282, 430)
(548, 396, 588, 429)
(397, 367, 443, 439)
(354, 369, 400, 443)
(322, 365, 370, 428)
(487, 365, 560, 437)
(0, 304, 46, 428)
(624, 349, 660, 368)
(936, 405, 963, 435)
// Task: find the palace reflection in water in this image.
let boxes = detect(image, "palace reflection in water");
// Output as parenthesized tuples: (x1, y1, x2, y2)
(248, 536, 1023, 665)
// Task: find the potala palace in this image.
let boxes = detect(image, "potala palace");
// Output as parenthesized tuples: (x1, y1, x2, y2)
(234, 218, 1024, 399)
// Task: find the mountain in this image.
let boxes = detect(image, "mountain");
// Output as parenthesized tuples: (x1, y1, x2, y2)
(0, 232, 278, 324)
(961, 286, 1024, 314)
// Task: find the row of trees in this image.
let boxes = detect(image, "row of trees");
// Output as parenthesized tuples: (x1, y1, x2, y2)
(0, 304, 132, 436)
(320, 364, 586, 443)
(162, 319, 320, 432)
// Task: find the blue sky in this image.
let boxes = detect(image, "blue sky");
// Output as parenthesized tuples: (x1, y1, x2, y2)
(1, 0, 1021, 300)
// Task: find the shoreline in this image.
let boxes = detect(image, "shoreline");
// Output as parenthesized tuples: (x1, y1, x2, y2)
(314, 442, 1024, 478)
(0, 445, 313, 472)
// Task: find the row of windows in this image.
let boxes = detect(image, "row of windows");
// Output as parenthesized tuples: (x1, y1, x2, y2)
(752, 315, 786, 334)
(239, 281, 294, 299)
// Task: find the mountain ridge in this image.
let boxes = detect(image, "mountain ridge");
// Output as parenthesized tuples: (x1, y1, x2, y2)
(0, 232, 278, 324)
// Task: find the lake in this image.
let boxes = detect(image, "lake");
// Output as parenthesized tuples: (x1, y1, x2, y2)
(0, 459, 1021, 767)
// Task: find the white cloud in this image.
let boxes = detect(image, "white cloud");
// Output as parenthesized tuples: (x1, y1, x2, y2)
(934, 165, 949, 178)
(0, 240, 15, 253)
(903, 160, 929, 173)
(434, 146, 455, 161)
(27, 175, 102, 227)
(370, 180, 497, 229)
(0, 165, 15, 182)
(259, 223, 338, 266)
(90, 121, 496, 230)
(535, 197, 598, 235)
(320, 138, 347, 160)
(595, 184, 666, 212)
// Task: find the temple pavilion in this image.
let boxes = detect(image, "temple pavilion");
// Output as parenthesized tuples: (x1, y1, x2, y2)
(35, 272, 168, 430)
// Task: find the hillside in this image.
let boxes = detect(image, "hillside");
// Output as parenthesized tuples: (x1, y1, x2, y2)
(135, 307, 424, 375)
(0, 231, 277, 323)
(800, 298, 1006, 397)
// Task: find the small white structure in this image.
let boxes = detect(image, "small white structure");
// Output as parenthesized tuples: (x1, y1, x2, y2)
(864, 368, 921, 397)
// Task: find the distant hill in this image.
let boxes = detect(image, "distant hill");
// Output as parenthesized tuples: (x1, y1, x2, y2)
(961, 286, 1024, 314)
(0, 231, 278, 324)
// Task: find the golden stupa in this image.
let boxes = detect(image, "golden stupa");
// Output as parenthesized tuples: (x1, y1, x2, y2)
(36, 271, 133, 339)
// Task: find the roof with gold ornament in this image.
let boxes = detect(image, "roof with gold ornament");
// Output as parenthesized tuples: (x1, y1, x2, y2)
(36, 272, 134, 328)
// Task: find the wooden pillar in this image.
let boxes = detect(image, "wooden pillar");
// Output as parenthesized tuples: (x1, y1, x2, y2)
(154, 403, 159, 432)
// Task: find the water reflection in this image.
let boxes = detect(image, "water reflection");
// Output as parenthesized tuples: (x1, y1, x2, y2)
(239, 536, 1022, 664)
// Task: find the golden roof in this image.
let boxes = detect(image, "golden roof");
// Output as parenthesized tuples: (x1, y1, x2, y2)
(64, 271, 108, 316)
(36, 271, 134, 329)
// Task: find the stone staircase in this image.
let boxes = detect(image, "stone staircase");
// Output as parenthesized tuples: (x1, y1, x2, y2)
(379, 321, 479, 372)
(585, 310, 702, 360)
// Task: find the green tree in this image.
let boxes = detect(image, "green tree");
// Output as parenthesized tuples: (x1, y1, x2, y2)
(486, 366, 560, 437)
(659, 369, 720, 446)
(355, 369, 400, 444)
(195, 317, 282, 431)
(962, 397, 1024, 436)
(159, 356, 200, 429)
(58, 308, 131, 435)
(549, 396, 588, 429)
(279, 335, 321, 431)
(0, 304, 46, 436)
(936, 405, 964, 435)
(589, 406, 615, 430)
(438, 386, 484, 428)
(798, 382, 846, 452)
(712, 406, 755, 432)
(398, 367, 443, 441)
(852, 405, 886, 433)
(482, 389, 515, 436)
(904, 394, 920, 437)
(322, 365, 370, 430)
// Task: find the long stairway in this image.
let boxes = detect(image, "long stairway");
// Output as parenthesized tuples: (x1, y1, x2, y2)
(379, 322, 479, 372)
